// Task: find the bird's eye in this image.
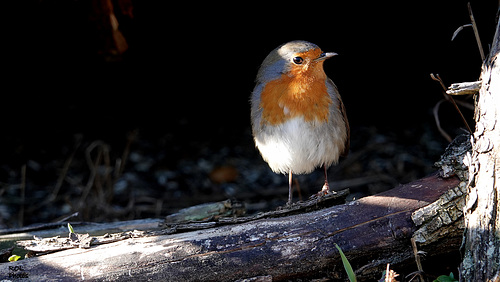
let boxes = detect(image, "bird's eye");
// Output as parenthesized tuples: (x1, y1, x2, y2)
(292, 57, 304, 65)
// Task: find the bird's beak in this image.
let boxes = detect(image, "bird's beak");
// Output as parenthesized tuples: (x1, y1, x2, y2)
(314, 52, 338, 61)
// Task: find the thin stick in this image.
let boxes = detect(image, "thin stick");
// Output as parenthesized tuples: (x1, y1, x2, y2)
(81, 141, 106, 207)
(101, 145, 113, 203)
(433, 100, 453, 142)
(430, 73, 447, 91)
(52, 135, 82, 201)
(430, 73, 473, 134)
(19, 164, 26, 227)
(116, 129, 137, 180)
(468, 2, 485, 61)
(411, 237, 425, 282)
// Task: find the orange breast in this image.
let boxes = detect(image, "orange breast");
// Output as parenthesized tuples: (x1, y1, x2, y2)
(259, 68, 332, 125)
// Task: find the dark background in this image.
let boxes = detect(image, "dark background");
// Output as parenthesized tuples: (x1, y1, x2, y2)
(11, 1, 494, 137)
(2, 0, 496, 227)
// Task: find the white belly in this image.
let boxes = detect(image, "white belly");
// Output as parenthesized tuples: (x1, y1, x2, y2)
(254, 117, 345, 174)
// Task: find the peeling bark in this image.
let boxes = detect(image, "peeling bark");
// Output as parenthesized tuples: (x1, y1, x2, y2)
(460, 13, 500, 281)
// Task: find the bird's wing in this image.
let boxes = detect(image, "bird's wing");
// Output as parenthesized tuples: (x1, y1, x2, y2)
(327, 78, 350, 157)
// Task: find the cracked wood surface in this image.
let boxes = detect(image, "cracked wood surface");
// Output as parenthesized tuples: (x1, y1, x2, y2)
(460, 14, 500, 280)
(0, 173, 459, 281)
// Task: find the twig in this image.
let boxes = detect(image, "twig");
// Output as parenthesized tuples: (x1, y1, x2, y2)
(430, 73, 447, 91)
(411, 238, 423, 273)
(19, 164, 26, 227)
(115, 129, 137, 180)
(102, 144, 113, 203)
(468, 2, 485, 61)
(430, 73, 473, 134)
(431, 74, 454, 141)
(433, 100, 453, 143)
(407, 271, 425, 282)
(446, 80, 481, 96)
(411, 237, 425, 282)
(81, 141, 108, 208)
(51, 134, 82, 201)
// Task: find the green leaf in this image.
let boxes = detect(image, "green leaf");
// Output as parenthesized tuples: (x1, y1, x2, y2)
(335, 243, 357, 282)
(433, 273, 458, 282)
(378, 270, 387, 282)
(68, 223, 75, 234)
(8, 255, 21, 262)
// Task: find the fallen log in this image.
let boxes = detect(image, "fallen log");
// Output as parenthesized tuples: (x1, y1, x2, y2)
(0, 173, 460, 281)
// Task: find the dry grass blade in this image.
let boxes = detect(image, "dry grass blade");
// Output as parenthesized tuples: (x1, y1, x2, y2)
(451, 24, 472, 41)
(450, 3, 484, 61)
(468, 2, 485, 61)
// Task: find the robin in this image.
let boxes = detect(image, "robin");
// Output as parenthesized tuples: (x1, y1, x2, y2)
(251, 40, 350, 205)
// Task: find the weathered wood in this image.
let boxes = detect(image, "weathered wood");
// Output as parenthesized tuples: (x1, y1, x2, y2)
(0, 218, 163, 242)
(460, 10, 500, 281)
(0, 174, 459, 281)
(411, 134, 470, 250)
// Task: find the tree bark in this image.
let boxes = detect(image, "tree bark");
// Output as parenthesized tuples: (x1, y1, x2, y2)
(460, 11, 500, 281)
(0, 174, 460, 281)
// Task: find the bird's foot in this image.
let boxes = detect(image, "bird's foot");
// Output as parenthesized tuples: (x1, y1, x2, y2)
(314, 182, 336, 199)
(319, 182, 330, 195)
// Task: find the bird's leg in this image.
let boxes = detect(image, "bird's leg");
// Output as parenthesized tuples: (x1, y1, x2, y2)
(320, 166, 330, 195)
(287, 170, 293, 206)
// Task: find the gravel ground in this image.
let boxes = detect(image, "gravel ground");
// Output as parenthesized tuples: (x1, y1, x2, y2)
(0, 120, 453, 228)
